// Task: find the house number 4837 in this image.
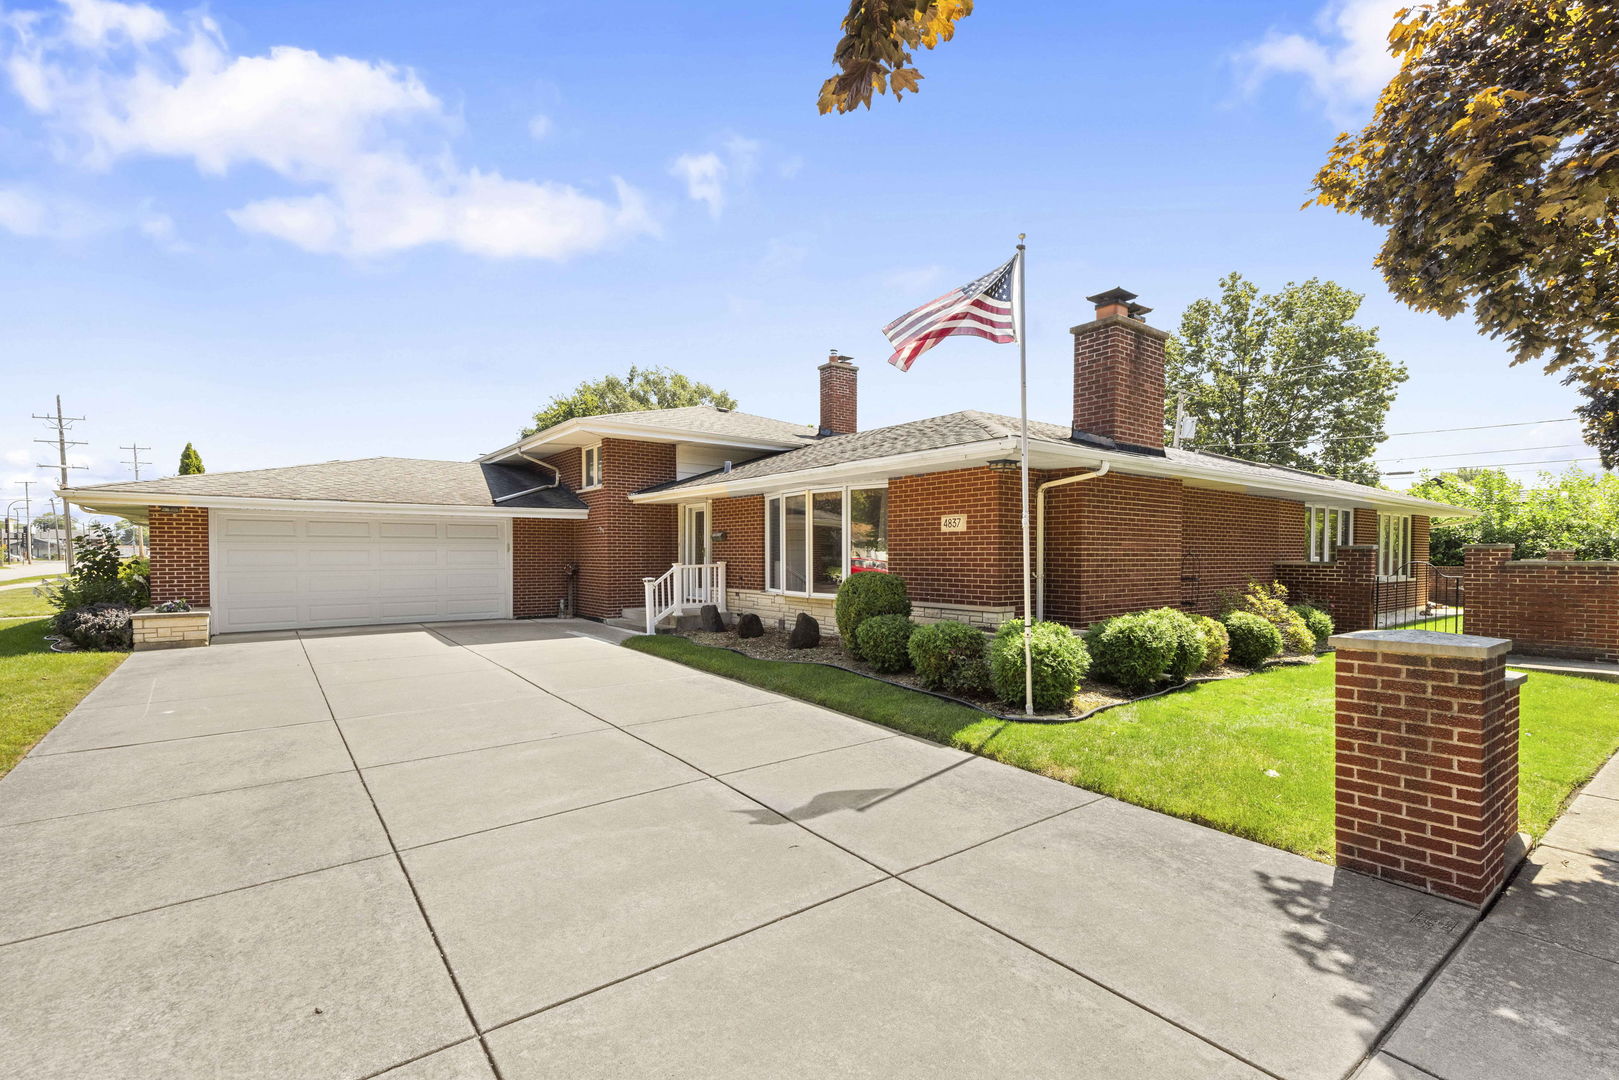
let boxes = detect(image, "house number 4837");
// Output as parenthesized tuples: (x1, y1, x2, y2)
(940, 514, 967, 532)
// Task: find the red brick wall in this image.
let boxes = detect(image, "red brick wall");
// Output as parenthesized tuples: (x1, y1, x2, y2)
(148, 506, 210, 605)
(1464, 545, 1619, 662)
(545, 438, 677, 619)
(711, 495, 765, 590)
(1041, 471, 1182, 624)
(1335, 641, 1520, 906)
(1179, 488, 1306, 613)
(888, 466, 1023, 607)
(512, 518, 578, 617)
(1276, 546, 1378, 631)
(1071, 316, 1168, 448)
(818, 358, 858, 435)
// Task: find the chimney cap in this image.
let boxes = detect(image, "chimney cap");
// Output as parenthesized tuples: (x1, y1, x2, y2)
(1086, 286, 1139, 306)
(825, 350, 854, 364)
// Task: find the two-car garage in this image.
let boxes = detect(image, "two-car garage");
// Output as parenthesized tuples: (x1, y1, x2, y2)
(210, 512, 512, 634)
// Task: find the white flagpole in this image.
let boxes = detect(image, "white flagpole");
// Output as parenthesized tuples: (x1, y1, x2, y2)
(1016, 235, 1033, 716)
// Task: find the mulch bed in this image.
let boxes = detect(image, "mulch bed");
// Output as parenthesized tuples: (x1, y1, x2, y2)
(679, 626, 1319, 722)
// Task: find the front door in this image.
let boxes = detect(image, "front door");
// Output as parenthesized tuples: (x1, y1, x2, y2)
(679, 504, 709, 604)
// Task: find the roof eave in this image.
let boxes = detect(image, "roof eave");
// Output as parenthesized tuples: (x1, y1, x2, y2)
(58, 489, 588, 521)
(479, 417, 811, 462)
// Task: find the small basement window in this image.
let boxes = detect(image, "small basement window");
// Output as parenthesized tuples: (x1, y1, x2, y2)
(1306, 505, 1353, 563)
(581, 445, 602, 490)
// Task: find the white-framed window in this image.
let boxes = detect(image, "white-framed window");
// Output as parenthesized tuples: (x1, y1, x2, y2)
(1306, 505, 1354, 563)
(1378, 513, 1412, 579)
(765, 484, 889, 597)
(580, 444, 603, 491)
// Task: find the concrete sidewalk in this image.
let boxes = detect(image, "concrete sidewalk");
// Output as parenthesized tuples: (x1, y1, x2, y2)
(1362, 756, 1619, 1079)
(0, 619, 1484, 1079)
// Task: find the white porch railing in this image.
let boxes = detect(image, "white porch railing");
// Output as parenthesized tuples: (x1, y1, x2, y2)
(642, 562, 727, 635)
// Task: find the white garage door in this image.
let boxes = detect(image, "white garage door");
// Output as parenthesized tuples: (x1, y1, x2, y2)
(212, 512, 511, 634)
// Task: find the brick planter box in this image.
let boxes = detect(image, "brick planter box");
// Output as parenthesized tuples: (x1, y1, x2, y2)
(132, 606, 211, 651)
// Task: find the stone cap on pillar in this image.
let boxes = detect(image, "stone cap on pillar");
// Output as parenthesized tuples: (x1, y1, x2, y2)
(1329, 628, 1512, 658)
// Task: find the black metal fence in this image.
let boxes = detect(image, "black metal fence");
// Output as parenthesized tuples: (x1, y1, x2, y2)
(1374, 562, 1464, 632)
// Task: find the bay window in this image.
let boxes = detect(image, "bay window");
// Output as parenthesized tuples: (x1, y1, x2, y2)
(765, 485, 888, 596)
(1378, 513, 1412, 579)
(1306, 505, 1353, 563)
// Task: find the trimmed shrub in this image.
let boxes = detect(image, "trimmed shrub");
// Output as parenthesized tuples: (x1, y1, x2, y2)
(1223, 611, 1283, 667)
(908, 620, 992, 696)
(1085, 608, 1205, 694)
(834, 572, 911, 658)
(53, 603, 133, 651)
(1081, 616, 1116, 678)
(856, 614, 916, 673)
(1189, 614, 1230, 671)
(1291, 604, 1335, 650)
(990, 619, 1090, 713)
(1225, 580, 1315, 655)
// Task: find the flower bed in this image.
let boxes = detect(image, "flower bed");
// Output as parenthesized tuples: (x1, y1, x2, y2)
(677, 626, 1316, 721)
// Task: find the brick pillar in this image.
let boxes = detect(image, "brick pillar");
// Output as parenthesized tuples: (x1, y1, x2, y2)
(147, 505, 210, 605)
(1330, 629, 1522, 907)
(1336, 545, 1377, 631)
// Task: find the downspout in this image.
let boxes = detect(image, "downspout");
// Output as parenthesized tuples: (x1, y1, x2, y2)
(1035, 462, 1109, 622)
(493, 446, 563, 503)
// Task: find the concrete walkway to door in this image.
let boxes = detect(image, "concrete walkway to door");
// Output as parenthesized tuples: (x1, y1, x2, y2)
(0, 618, 1484, 1079)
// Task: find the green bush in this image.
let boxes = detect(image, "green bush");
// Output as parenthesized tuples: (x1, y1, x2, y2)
(43, 524, 148, 612)
(1081, 616, 1116, 677)
(855, 613, 916, 673)
(1291, 604, 1335, 650)
(907, 621, 992, 696)
(53, 602, 134, 651)
(834, 572, 911, 658)
(1224, 580, 1316, 655)
(990, 619, 1090, 713)
(1085, 608, 1205, 694)
(1223, 611, 1284, 667)
(1190, 614, 1230, 671)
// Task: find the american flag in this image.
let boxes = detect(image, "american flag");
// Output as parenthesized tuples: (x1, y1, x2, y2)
(882, 254, 1020, 371)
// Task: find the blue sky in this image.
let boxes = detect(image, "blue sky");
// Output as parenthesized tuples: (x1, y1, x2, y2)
(0, 0, 1599, 515)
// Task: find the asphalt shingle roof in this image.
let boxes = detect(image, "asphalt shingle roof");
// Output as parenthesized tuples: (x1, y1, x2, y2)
(547, 405, 816, 444)
(638, 409, 1450, 508)
(69, 458, 586, 511)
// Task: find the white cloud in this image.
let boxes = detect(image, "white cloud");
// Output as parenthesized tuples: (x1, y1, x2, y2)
(670, 151, 726, 217)
(0, 185, 106, 237)
(4, 449, 31, 465)
(0, 0, 655, 259)
(526, 113, 551, 141)
(669, 133, 763, 219)
(1237, 0, 1404, 122)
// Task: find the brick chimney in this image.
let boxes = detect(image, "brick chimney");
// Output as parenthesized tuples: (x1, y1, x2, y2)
(819, 351, 858, 436)
(1070, 287, 1169, 451)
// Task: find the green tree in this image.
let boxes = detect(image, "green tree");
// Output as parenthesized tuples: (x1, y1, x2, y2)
(1575, 384, 1619, 470)
(524, 365, 739, 436)
(29, 511, 65, 532)
(178, 443, 205, 475)
(820, 1, 973, 113)
(1409, 467, 1619, 562)
(1166, 273, 1408, 484)
(1311, 1, 1618, 389)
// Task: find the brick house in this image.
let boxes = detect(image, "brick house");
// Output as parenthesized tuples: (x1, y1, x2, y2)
(63, 289, 1474, 637)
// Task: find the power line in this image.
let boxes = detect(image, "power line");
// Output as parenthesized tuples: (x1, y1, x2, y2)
(1196, 416, 1579, 451)
(33, 395, 86, 571)
(1385, 456, 1601, 476)
(1375, 443, 1582, 464)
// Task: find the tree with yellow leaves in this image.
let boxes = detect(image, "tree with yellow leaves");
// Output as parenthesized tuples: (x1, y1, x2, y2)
(819, 1, 973, 114)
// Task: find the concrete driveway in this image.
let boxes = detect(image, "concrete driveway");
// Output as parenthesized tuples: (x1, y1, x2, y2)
(0, 619, 1477, 1080)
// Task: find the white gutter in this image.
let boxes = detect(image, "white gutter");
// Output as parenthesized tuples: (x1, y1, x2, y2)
(494, 447, 562, 503)
(57, 490, 588, 521)
(1035, 462, 1109, 621)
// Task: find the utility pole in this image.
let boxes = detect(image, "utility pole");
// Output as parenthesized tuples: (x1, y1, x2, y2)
(34, 395, 86, 571)
(120, 441, 152, 557)
(18, 480, 35, 564)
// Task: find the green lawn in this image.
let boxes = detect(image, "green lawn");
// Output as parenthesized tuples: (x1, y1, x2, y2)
(0, 618, 125, 777)
(0, 588, 53, 620)
(0, 572, 60, 589)
(1393, 612, 1465, 633)
(626, 636, 1619, 863)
